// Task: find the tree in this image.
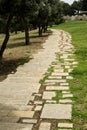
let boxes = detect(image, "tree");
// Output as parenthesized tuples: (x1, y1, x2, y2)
(0, 0, 16, 59)
(0, 0, 38, 58)
(71, 0, 82, 14)
(61, 2, 74, 16)
(37, 0, 51, 36)
(48, 0, 63, 25)
(82, 0, 87, 11)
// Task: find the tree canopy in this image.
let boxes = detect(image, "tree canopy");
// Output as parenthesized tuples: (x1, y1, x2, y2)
(0, 0, 85, 59)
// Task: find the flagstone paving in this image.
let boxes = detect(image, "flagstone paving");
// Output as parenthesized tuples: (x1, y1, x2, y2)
(0, 29, 78, 130)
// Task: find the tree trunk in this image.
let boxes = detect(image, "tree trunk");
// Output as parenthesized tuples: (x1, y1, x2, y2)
(38, 25, 42, 36)
(25, 26, 29, 45)
(22, 17, 30, 45)
(0, 14, 13, 60)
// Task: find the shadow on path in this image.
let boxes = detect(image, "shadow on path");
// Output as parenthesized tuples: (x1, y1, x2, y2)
(0, 57, 30, 82)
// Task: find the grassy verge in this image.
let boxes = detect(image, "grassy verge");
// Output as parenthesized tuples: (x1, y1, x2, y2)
(0, 30, 51, 81)
(52, 20, 87, 129)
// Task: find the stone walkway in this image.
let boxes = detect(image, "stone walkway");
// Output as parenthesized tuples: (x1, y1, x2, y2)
(0, 30, 78, 130)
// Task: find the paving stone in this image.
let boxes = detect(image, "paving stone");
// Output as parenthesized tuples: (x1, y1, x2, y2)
(62, 62, 72, 66)
(54, 69, 64, 73)
(33, 93, 42, 97)
(46, 86, 69, 91)
(73, 65, 77, 68)
(59, 99, 72, 103)
(60, 55, 68, 59)
(65, 66, 70, 69)
(8, 110, 34, 118)
(44, 82, 56, 86)
(35, 106, 42, 111)
(63, 94, 73, 98)
(42, 91, 55, 100)
(0, 123, 33, 130)
(46, 100, 56, 103)
(72, 62, 78, 65)
(66, 76, 73, 79)
(45, 80, 66, 83)
(0, 110, 10, 116)
(68, 69, 73, 73)
(39, 122, 51, 130)
(58, 128, 72, 130)
(34, 101, 43, 105)
(48, 76, 62, 79)
(54, 65, 61, 68)
(60, 83, 69, 86)
(21, 119, 37, 124)
(0, 116, 19, 123)
(58, 123, 73, 128)
(64, 59, 75, 61)
(41, 104, 72, 119)
(62, 91, 70, 94)
(52, 72, 69, 76)
(11, 105, 33, 111)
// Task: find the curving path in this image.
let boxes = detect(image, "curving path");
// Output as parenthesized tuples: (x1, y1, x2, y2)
(0, 29, 78, 130)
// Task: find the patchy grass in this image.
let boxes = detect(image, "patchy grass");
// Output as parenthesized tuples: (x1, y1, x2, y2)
(39, 66, 54, 84)
(52, 20, 87, 129)
(0, 30, 52, 81)
(52, 91, 62, 100)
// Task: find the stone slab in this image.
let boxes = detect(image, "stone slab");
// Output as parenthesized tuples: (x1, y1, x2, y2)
(58, 129, 72, 130)
(52, 72, 69, 76)
(64, 59, 75, 61)
(58, 123, 73, 128)
(63, 94, 73, 98)
(0, 123, 33, 130)
(60, 83, 69, 86)
(48, 76, 62, 79)
(21, 119, 37, 124)
(0, 110, 10, 116)
(59, 99, 72, 104)
(46, 100, 56, 103)
(41, 104, 72, 119)
(35, 106, 42, 111)
(42, 91, 55, 100)
(33, 93, 42, 97)
(8, 110, 34, 118)
(45, 80, 66, 83)
(62, 91, 70, 94)
(65, 66, 70, 69)
(46, 86, 69, 91)
(54, 69, 64, 73)
(34, 101, 43, 105)
(39, 122, 51, 130)
(66, 76, 73, 79)
(68, 69, 73, 73)
(0, 116, 19, 123)
(72, 62, 78, 65)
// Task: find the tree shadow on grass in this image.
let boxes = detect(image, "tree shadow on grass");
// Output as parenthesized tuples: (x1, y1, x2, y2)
(7, 42, 25, 49)
(0, 57, 30, 82)
(7, 41, 43, 49)
(12, 37, 25, 41)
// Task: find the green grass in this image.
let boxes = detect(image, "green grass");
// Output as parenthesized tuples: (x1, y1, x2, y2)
(52, 20, 87, 129)
(52, 91, 62, 100)
(39, 66, 54, 84)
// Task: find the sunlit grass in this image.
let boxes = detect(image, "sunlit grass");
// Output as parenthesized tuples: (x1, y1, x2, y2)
(52, 20, 87, 129)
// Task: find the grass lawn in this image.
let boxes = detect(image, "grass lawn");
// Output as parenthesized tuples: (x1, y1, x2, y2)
(52, 20, 87, 130)
(0, 30, 51, 81)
